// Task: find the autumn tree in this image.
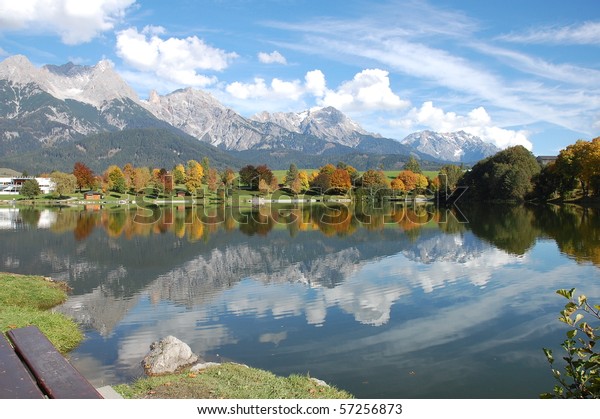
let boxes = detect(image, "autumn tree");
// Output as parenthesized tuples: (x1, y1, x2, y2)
(222, 168, 236, 188)
(395, 170, 418, 192)
(185, 160, 204, 194)
(330, 168, 352, 194)
(73, 162, 95, 191)
(554, 138, 600, 197)
(256, 165, 274, 187)
(132, 167, 152, 193)
(239, 165, 257, 189)
(122, 163, 135, 191)
(298, 171, 310, 192)
(319, 163, 336, 176)
(415, 173, 429, 193)
(390, 178, 406, 195)
(206, 168, 220, 192)
(310, 172, 332, 193)
(360, 169, 390, 189)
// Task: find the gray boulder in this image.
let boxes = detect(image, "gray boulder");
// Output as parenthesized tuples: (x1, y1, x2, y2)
(142, 336, 199, 376)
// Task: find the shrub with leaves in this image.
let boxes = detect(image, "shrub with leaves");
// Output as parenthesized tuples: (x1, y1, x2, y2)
(541, 288, 600, 398)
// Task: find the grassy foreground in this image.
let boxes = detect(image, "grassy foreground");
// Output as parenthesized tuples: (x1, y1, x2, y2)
(0, 272, 83, 353)
(1, 272, 353, 399)
(114, 363, 352, 399)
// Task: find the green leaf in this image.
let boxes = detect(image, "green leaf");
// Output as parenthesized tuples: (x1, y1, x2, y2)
(575, 313, 584, 324)
(557, 288, 575, 299)
(567, 329, 577, 339)
(543, 348, 554, 363)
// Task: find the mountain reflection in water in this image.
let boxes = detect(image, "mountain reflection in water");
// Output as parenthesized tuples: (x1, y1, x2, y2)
(0, 202, 599, 398)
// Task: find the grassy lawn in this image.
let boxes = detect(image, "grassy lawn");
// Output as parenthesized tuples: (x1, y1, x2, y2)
(114, 362, 353, 399)
(0, 272, 82, 353)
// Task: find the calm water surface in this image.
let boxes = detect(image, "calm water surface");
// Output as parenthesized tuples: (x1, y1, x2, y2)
(1, 202, 599, 398)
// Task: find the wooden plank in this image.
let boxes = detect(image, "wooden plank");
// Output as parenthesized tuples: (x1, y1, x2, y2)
(7, 326, 103, 399)
(0, 332, 45, 399)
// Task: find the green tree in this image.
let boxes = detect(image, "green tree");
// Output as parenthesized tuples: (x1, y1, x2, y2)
(50, 171, 77, 198)
(201, 157, 210, 182)
(285, 163, 299, 189)
(459, 145, 541, 201)
(542, 288, 600, 398)
(105, 165, 127, 194)
(173, 164, 186, 185)
(438, 164, 463, 192)
(404, 156, 422, 173)
(21, 179, 41, 199)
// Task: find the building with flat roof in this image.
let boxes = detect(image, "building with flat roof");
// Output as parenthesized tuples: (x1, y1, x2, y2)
(0, 177, 55, 195)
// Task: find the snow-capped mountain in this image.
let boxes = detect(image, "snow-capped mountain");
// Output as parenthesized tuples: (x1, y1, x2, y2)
(0, 55, 504, 170)
(251, 106, 378, 148)
(401, 130, 500, 163)
(0, 55, 138, 107)
(142, 87, 267, 150)
(0, 55, 171, 151)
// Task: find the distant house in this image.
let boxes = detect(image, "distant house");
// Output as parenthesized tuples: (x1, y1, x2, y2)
(0, 177, 55, 194)
(84, 191, 103, 200)
(536, 156, 557, 166)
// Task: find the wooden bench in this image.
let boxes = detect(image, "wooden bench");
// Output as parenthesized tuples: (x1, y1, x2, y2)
(0, 326, 103, 399)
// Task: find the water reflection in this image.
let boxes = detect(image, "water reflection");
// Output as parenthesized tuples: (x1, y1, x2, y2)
(1, 203, 599, 397)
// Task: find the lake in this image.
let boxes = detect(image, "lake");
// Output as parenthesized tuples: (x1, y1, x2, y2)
(1, 201, 599, 398)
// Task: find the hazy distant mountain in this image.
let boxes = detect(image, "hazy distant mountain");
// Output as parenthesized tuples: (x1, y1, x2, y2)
(401, 130, 500, 163)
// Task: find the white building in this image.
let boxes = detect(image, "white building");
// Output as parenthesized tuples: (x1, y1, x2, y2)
(0, 177, 55, 195)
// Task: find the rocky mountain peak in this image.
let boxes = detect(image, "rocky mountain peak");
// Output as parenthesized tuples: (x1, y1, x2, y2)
(0, 55, 38, 84)
(0, 55, 138, 107)
(401, 130, 500, 162)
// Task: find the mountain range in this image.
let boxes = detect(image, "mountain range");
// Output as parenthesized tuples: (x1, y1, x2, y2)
(0, 55, 500, 173)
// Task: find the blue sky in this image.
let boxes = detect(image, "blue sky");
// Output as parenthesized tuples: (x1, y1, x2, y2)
(0, 0, 599, 155)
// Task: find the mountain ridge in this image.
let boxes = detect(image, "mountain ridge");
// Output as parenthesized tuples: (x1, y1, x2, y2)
(0, 55, 501, 170)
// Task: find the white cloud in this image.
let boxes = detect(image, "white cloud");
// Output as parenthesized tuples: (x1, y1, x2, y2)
(226, 77, 304, 100)
(0, 0, 136, 44)
(225, 68, 408, 115)
(500, 21, 600, 45)
(397, 101, 532, 150)
(320, 69, 409, 112)
(258, 50, 287, 65)
(115, 26, 237, 87)
(304, 69, 326, 97)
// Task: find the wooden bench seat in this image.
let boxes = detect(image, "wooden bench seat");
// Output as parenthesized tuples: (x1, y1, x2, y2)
(1, 326, 103, 399)
(0, 332, 45, 399)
